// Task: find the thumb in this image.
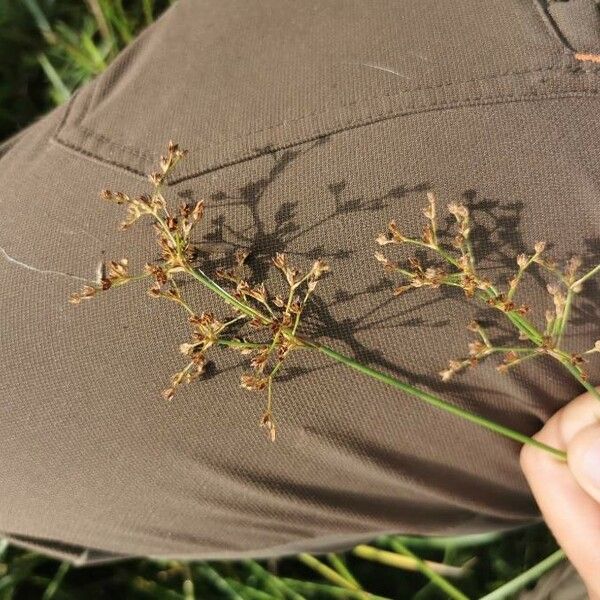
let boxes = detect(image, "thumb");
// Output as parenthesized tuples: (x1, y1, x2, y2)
(568, 422, 600, 505)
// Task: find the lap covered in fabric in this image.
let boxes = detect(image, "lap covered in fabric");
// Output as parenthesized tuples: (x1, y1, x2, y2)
(0, 0, 599, 564)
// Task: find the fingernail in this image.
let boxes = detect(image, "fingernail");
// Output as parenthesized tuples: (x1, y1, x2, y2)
(580, 436, 600, 489)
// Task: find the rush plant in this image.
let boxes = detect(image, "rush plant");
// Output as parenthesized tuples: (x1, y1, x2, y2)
(375, 193, 600, 399)
(70, 142, 599, 460)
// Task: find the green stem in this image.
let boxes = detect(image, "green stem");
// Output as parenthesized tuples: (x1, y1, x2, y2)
(556, 288, 574, 348)
(326, 554, 362, 589)
(352, 545, 464, 578)
(552, 352, 600, 402)
(307, 340, 566, 460)
(572, 263, 600, 289)
(186, 266, 268, 323)
(298, 554, 359, 591)
(383, 537, 469, 600)
(478, 549, 565, 600)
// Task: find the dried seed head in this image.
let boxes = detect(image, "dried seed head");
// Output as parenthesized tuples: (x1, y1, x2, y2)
(260, 411, 276, 442)
(179, 342, 197, 356)
(190, 199, 205, 222)
(234, 248, 249, 266)
(534, 241, 546, 254)
(571, 352, 585, 365)
(564, 255, 583, 280)
(148, 283, 162, 298)
(439, 369, 452, 381)
(162, 387, 175, 402)
(423, 192, 436, 220)
(516, 254, 528, 269)
(387, 220, 406, 243)
(468, 340, 486, 356)
(273, 295, 285, 308)
(149, 172, 165, 186)
(467, 320, 480, 333)
(393, 284, 412, 296)
(447, 203, 469, 219)
(376, 233, 393, 246)
(240, 374, 268, 391)
(250, 349, 270, 372)
(421, 224, 435, 246)
(68, 285, 98, 304)
(309, 259, 330, 280)
(272, 253, 287, 271)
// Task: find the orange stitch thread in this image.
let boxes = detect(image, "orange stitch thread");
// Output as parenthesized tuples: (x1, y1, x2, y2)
(575, 52, 600, 64)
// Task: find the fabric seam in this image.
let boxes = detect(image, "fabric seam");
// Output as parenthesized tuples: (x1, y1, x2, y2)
(55, 60, 584, 155)
(52, 66, 600, 184)
(50, 85, 600, 186)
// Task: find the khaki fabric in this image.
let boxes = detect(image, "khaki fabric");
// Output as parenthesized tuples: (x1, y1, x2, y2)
(0, 0, 599, 563)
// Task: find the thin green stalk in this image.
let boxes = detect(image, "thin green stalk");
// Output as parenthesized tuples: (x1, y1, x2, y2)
(309, 340, 567, 460)
(572, 263, 600, 289)
(389, 530, 505, 550)
(42, 562, 70, 600)
(298, 554, 359, 591)
(556, 287, 574, 348)
(242, 561, 306, 600)
(551, 353, 600, 402)
(186, 266, 268, 323)
(479, 549, 565, 600)
(326, 554, 362, 589)
(217, 339, 265, 350)
(195, 563, 242, 600)
(282, 578, 392, 600)
(352, 545, 464, 578)
(37, 54, 71, 104)
(142, 0, 155, 26)
(225, 579, 279, 600)
(382, 537, 469, 600)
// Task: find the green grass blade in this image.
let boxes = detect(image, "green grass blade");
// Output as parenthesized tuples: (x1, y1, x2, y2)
(37, 54, 71, 104)
(142, 0, 155, 25)
(282, 578, 393, 600)
(479, 549, 566, 600)
(195, 563, 243, 600)
(21, 0, 56, 43)
(325, 554, 361, 590)
(383, 537, 469, 600)
(298, 554, 359, 591)
(41, 561, 70, 600)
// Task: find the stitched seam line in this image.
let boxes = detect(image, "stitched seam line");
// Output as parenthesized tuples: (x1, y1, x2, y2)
(169, 88, 600, 184)
(53, 86, 600, 185)
(55, 59, 588, 156)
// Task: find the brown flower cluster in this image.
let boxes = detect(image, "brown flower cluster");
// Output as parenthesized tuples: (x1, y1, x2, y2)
(376, 192, 600, 385)
(70, 142, 329, 441)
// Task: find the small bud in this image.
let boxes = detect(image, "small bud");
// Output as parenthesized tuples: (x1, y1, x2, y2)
(191, 200, 205, 222)
(260, 411, 276, 442)
(148, 172, 164, 186)
(309, 259, 330, 280)
(439, 369, 454, 382)
(375, 233, 392, 246)
(179, 343, 196, 355)
(241, 374, 268, 391)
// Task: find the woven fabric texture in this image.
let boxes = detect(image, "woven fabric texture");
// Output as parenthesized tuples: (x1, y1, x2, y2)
(0, 0, 599, 563)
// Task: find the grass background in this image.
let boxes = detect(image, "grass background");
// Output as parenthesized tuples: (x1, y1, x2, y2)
(0, 1, 568, 598)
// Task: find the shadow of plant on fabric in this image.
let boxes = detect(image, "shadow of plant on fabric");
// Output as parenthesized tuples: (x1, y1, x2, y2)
(69, 141, 600, 462)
